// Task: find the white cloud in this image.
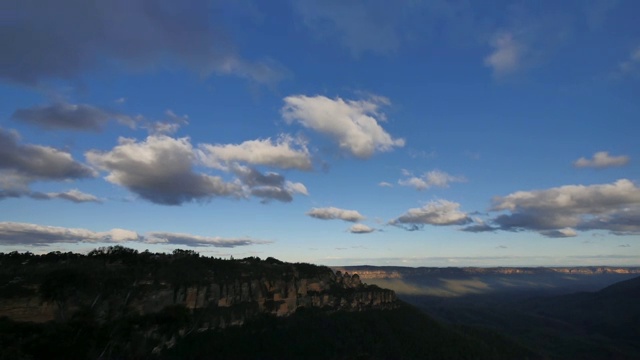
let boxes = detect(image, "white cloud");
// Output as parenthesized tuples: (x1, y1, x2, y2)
(491, 179, 640, 236)
(398, 170, 465, 190)
(86, 135, 308, 205)
(32, 189, 101, 203)
(484, 32, 525, 76)
(286, 181, 309, 196)
(198, 134, 312, 171)
(0, 222, 140, 246)
(104, 228, 140, 243)
(378, 181, 393, 188)
(0, 221, 269, 248)
(349, 223, 376, 234)
(390, 200, 472, 230)
(574, 151, 630, 168)
(307, 207, 365, 222)
(52, 189, 100, 203)
(86, 135, 242, 205)
(143, 110, 189, 135)
(282, 95, 404, 158)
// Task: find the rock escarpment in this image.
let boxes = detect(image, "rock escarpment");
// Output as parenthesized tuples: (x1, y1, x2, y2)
(0, 250, 397, 328)
(130, 270, 396, 329)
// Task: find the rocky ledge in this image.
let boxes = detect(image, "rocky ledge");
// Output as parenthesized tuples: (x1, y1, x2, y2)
(0, 249, 398, 328)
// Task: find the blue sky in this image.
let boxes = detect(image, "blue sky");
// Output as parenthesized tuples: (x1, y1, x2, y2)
(1, 0, 639, 266)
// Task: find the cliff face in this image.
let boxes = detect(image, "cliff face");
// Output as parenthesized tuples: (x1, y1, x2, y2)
(0, 264, 397, 328)
(129, 270, 396, 329)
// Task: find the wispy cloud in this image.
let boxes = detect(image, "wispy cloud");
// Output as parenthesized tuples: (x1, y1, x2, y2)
(574, 151, 630, 168)
(145, 232, 271, 248)
(0, 222, 139, 246)
(616, 46, 640, 77)
(540, 228, 578, 238)
(0, 221, 269, 248)
(293, 0, 402, 56)
(2, 0, 287, 85)
(12, 102, 138, 131)
(30, 189, 100, 203)
(307, 207, 365, 222)
(484, 32, 526, 77)
(398, 169, 465, 191)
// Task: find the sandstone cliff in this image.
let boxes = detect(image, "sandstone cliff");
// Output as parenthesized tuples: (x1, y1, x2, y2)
(0, 251, 397, 328)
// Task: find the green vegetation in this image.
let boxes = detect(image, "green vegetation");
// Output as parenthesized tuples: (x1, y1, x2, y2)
(161, 304, 536, 360)
(0, 247, 537, 359)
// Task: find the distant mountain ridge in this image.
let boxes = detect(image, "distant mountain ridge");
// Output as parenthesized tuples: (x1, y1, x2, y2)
(333, 266, 640, 279)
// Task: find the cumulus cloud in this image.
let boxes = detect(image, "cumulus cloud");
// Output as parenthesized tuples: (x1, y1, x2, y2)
(232, 165, 308, 203)
(0, 127, 95, 190)
(2, 0, 286, 85)
(0, 222, 139, 246)
(574, 151, 630, 168)
(12, 102, 137, 131)
(0, 222, 269, 248)
(307, 207, 365, 222)
(86, 135, 241, 205)
(145, 232, 270, 247)
(390, 200, 472, 230)
(484, 32, 526, 76)
(198, 134, 312, 171)
(349, 223, 376, 234)
(398, 170, 465, 190)
(491, 179, 640, 236)
(281, 95, 404, 158)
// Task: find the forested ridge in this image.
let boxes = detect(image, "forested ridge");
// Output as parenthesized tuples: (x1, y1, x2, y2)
(0, 247, 536, 359)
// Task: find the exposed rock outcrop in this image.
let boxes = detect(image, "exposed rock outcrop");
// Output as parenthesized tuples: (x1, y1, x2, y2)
(0, 258, 397, 328)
